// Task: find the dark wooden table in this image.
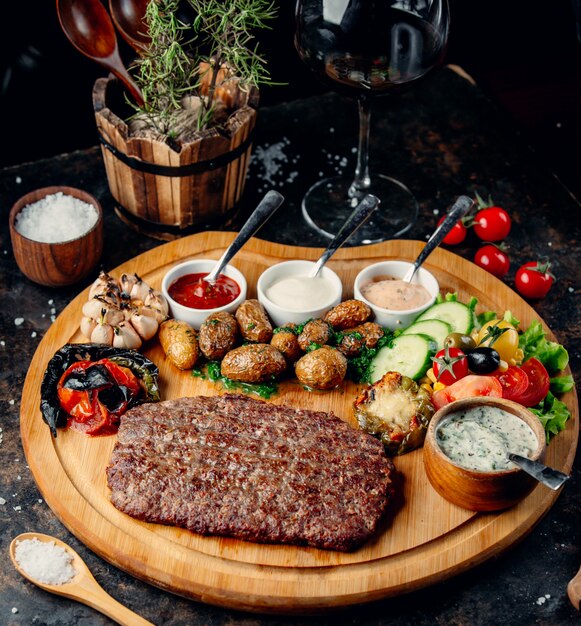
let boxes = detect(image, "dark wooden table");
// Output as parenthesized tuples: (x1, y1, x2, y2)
(1, 66, 580, 625)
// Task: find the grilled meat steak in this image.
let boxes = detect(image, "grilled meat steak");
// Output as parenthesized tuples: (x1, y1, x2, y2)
(106, 394, 395, 551)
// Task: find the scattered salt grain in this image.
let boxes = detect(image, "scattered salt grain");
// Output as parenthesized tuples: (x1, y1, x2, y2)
(15, 176, 22, 184)
(0, 497, 6, 505)
(14, 318, 24, 326)
(13, 506, 21, 511)
(11, 607, 18, 614)
(9, 399, 15, 405)
(14, 538, 77, 585)
(31, 331, 37, 338)
(15, 192, 98, 244)
(0, 340, 5, 346)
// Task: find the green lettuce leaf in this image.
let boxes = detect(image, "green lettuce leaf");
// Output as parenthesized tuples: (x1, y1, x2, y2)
(519, 319, 569, 374)
(550, 374, 575, 395)
(529, 392, 572, 443)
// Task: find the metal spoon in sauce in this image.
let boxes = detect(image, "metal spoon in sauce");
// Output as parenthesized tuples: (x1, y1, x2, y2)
(10, 532, 153, 626)
(402, 195, 474, 284)
(203, 190, 285, 284)
(57, 0, 145, 106)
(508, 453, 570, 490)
(309, 194, 379, 278)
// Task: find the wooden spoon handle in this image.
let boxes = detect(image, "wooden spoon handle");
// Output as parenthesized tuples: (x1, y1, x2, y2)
(71, 576, 154, 625)
(567, 564, 581, 609)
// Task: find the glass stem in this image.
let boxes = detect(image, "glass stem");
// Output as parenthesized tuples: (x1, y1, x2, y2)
(349, 95, 372, 198)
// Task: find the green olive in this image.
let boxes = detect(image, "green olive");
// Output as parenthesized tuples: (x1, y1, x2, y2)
(444, 332, 476, 352)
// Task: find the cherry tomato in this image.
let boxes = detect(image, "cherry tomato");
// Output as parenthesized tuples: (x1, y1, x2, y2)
(432, 375, 503, 410)
(515, 261, 554, 299)
(477, 319, 519, 363)
(474, 245, 510, 278)
(490, 366, 529, 402)
(432, 347, 469, 385)
(473, 206, 511, 241)
(438, 216, 467, 245)
(512, 358, 550, 407)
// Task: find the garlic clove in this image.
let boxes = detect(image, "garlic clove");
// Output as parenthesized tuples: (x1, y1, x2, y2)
(91, 322, 114, 345)
(80, 316, 97, 340)
(89, 270, 117, 299)
(130, 313, 159, 341)
(129, 274, 151, 303)
(82, 298, 109, 319)
(120, 273, 139, 297)
(103, 307, 125, 326)
(113, 321, 143, 349)
(144, 289, 170, 322)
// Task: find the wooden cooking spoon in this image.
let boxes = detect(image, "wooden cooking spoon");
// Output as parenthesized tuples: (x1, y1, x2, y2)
(109, 0, 151, 53)
(568, 565, 581, 609)
(10, 532, 153, 625)
(57, 0, 144, 106)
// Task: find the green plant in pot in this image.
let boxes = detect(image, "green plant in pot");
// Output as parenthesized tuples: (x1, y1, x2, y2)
(92, 0, 276, 238)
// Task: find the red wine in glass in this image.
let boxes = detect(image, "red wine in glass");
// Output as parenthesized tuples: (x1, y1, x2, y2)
(295, 0, 450, 243)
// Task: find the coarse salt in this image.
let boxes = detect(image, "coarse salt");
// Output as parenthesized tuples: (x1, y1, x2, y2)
(15, 192, 98, 244)
(14, 538, 77, 585)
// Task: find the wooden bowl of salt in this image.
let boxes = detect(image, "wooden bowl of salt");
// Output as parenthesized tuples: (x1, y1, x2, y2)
(9, 186, 103, 287)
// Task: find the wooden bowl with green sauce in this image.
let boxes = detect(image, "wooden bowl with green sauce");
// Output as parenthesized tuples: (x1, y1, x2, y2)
(423, 396, 547, 512)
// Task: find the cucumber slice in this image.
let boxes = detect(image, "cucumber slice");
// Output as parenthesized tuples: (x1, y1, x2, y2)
(401, 319, 451, 350)
(369, 334, 437, 382)
(413, 301, 474, 335)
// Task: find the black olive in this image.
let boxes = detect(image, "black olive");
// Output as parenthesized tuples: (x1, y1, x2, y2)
(467, 347, 501, 374)
(444, 332, 477, 352)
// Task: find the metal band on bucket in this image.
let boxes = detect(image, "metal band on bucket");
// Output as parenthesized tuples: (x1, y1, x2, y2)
(98, 130, 254, 177)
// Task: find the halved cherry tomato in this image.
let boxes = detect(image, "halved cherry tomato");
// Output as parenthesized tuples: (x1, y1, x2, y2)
(490, 366, 529, 402)
(438, 216, 467, 245)
(474, 244, 510, 278)
(515, 261, 554, 299)
(432, 375, 503, 410)
(432, 347, 469, 385)
(512, 358, 550, 407)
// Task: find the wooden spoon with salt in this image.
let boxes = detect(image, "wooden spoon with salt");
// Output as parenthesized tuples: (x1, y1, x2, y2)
(10, 532, 153, 626)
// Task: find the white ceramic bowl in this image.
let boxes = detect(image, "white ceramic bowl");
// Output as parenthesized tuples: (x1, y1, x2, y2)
(256, 260, 343, 327)
(354, 260, 439, 330)
(161, 259, 247, 329)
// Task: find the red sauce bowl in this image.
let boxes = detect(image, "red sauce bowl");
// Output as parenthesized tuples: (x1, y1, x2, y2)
(161, 259, 247, 329)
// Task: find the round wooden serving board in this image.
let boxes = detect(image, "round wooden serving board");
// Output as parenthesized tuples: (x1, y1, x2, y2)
(20, 233, 578, 614)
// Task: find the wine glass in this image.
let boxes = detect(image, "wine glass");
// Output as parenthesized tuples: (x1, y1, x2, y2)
(295, 0, 450, 243)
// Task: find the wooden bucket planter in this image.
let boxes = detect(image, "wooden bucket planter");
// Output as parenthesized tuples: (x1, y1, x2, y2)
(92, 76, 258, 239)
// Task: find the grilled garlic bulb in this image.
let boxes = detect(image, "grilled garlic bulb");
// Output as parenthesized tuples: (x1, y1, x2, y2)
(80, 271, 169, 348)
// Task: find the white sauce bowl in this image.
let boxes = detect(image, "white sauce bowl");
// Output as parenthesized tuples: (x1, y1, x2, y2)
(354, 260, 439, 330)
(257, 260, 343, 327)
(161, 259, 247, 329)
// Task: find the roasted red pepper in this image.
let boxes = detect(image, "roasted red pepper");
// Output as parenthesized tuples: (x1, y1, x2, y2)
(56, 359, 144, 436)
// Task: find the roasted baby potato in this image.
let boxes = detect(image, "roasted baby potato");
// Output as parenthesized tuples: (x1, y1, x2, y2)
(271, 324, 302, 364)
(159, 319, 200, 370)
(235, 299, 273, 343)
(294, 346, 347, 390)
(336, 322, 385, 357)
(297, 319, 332, 351)
(221, 343, 286, 383)
(198, 311, 239, 361)
(353, 371, 435, 456)
(324, 299, 372, 330)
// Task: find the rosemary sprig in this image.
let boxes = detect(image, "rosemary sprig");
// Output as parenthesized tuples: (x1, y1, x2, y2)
(132, 0, 196, 135)
(130, 0, 277, 137)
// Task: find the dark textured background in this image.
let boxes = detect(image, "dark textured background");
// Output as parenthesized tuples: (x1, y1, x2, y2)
(1, 2, 581, 625)
(2, 1, 581, 198)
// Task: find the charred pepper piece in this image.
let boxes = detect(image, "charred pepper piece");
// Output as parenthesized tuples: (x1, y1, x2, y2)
(40, 343, 160, 437)
(353, 371, 434, 455)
